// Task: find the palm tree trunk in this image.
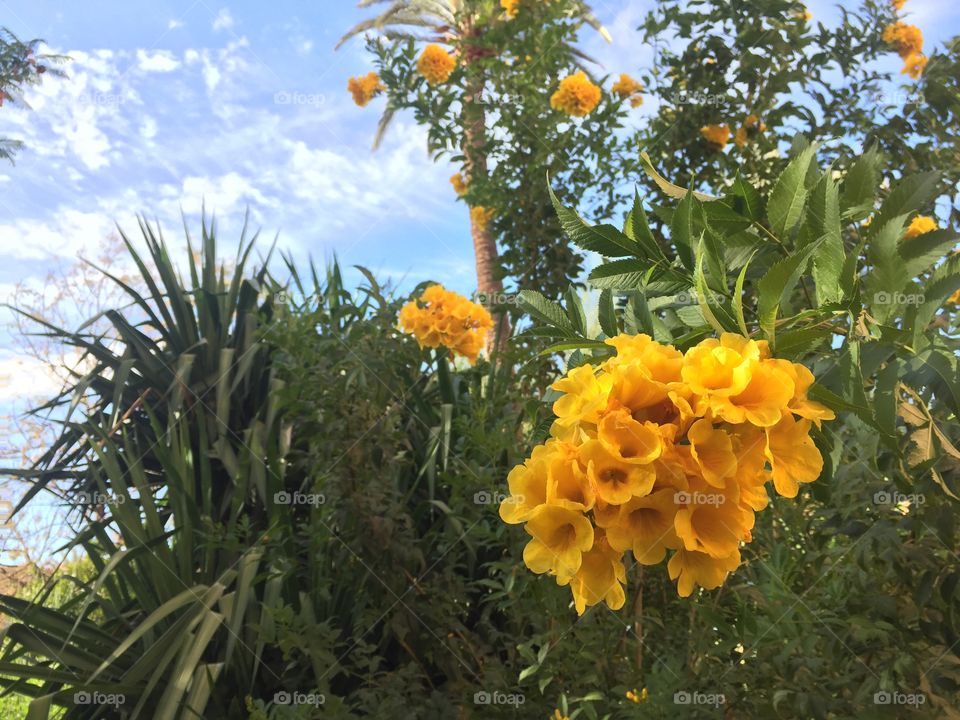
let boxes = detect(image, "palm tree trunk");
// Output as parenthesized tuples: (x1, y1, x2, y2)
(462, 62, 510, 350)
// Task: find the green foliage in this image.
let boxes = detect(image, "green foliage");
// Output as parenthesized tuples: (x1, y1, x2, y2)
(0, 27, 67, 163)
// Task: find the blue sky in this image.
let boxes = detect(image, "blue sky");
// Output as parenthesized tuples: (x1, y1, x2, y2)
(0, 0, 958, 437)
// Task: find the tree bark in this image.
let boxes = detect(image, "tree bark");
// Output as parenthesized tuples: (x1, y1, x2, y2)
(461, 28, 510, 352)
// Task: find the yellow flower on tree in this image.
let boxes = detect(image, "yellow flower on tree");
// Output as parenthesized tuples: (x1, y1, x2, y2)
(398, 284, 493, 363)
(559, 530, 626, 614)
(882, 21, 923, 58)
(668, 547, 741, 597)
(550, 71, 602, 117)
(905, 214, 937, 239)
(347, 71, 385, 107)
(522, 504, 595, 580)
(450, 172, 468, 196)
(901, 52, 928, 79)
(579, 439, 655, 504)
(417, 44, 456, 85)
(892, 0, 907, 9)
(500, 0, 520, 18)
(700, 124, 730, 150)
(470, 205, 496, 234)
(764, 413, 824, 498)
(687, 419, 738, 488)
(673, 474, 753, 558)
(611, 73, 643, 108)
(498, 331, 833, 605)
(605, 488, 680, 564)
(499, 444, 551, 524)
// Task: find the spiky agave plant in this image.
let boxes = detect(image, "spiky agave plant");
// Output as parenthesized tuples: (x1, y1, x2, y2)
(0, 215, 293, 718)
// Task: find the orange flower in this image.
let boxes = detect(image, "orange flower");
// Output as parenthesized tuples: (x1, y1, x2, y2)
(417, 44, 456, 85)
(550, 71, 602, 117)
(882, 21, 923, 59)
(347, 72, 385, 107)
(700, 124, 730, 150)
(901, 52, 928, 79)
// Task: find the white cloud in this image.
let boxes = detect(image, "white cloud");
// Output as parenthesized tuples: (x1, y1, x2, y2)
(212, 9, 234, 32)
(136, 49, 181, 73)
(168, 19, 184, 30)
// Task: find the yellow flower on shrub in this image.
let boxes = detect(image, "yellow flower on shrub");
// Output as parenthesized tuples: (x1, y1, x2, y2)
(398, 284, 493, 363)
(470, 205, 496, 234)
(700, 124, 730, 150)
(450, 172, 468, 196)
(498, 332, 835, 610)
(550, 71, 602, 117)
(901, 52, 928, 79)
(501, 0, 520, 18)
(905, 214, 937, 239)
(417, 44, 456, 85)
(611, 74, 643, 107)
(347, 72, 385, 107)
(626, 688, 648, 703)
(883, 21, 923, 58)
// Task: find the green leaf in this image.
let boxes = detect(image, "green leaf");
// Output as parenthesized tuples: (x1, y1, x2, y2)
(808, 172, 843, 304)
(869, 171, 941, 237)
(732, 251, 756, 336)
(549, 184, 640, 258)
(756, 238, 823, 342)
(730, 174, 764, 221)
(767, 143, 818, 238)
(564, 286, 587, 335)
(840, 145, 884, 220)
(517, 290, 575, 333)
(626, 189, 668, 263)
(598, 289, 617, 337)
(695, 249, 727, 336)
(900, 229, 960, 280)
(588, 259, 651, 290)
(670, 187, 696, 271)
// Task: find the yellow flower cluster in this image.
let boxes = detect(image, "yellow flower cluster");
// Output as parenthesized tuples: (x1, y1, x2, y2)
(398, 285, 493, 364)
(550, 71, 602, 117)
(470, 205, 496, 234)
(450, 172, 468, 197)
(882, 21, 926, 79)
(892, 0, 907, 9)
(347, 72, 385, 107)
(417, 44, 456, 85)
(700, 123, 731, 150)
(904, 215, 938, 239)
(499, 333, 835, 612)
(501, 0, 520, 18)
(611, 73, 644, 108)
(733, 114, 766, 148)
